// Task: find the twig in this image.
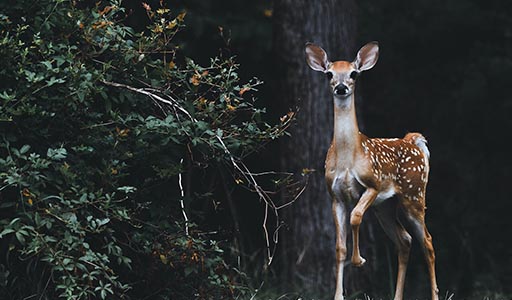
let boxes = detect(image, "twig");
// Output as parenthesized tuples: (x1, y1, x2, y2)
(178, 158, 189, 236)
(275, 179, 308, 210)
(249, 281, 265, 300)
(101, 80, 195, 121)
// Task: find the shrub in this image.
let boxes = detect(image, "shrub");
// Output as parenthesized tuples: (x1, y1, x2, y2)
(0, 1, 293, 299)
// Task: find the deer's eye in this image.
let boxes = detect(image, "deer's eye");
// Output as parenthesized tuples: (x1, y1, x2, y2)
(326, 72, 333, 80)
(350, 71, 359, 79)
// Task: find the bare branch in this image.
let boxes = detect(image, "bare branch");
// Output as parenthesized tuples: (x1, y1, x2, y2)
(100, 80, 304, 266)
(101, 80, 195, 122)
(178, 158, 189, 236)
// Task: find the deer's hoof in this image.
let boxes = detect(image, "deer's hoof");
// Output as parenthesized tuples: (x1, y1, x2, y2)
(351, 256, 366, 267)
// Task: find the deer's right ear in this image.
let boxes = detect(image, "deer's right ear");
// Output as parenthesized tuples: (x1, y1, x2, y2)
(305, 43, 330, 72)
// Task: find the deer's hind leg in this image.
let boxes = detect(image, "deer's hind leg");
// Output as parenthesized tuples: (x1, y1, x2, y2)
(374, 198, 412, 300)
(401, 199, 439, 300)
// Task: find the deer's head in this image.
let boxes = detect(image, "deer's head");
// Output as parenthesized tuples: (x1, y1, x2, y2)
(305, 41, 379, 98)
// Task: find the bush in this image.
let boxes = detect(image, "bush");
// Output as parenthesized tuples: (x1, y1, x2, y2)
(0, 1, 293, 299)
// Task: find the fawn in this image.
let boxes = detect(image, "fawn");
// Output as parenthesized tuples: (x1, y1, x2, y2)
(305, 41, 439, 300)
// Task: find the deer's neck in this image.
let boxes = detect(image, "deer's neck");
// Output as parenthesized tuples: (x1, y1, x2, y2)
(332, 94, 362, 165)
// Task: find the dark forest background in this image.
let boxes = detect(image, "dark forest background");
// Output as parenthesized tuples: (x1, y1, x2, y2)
(0, 0, 511, 299)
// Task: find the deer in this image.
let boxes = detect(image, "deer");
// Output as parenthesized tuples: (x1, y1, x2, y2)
(304, 41, 439, 300)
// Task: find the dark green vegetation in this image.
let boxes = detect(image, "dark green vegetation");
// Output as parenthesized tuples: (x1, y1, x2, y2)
(0, 0, 295, 298)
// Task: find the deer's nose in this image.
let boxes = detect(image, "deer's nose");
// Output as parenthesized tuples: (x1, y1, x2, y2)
(334, 84, 349, 96)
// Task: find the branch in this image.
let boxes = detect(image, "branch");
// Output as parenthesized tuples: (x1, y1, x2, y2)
(178, 158, 189, 236)
(101, 80, 195, 122)
(101, 80, 304, 266)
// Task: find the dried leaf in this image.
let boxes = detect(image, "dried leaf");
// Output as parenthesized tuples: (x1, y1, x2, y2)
(280, 111, 295, 123)
(197, 97, 207, 106)
(116, 127, 130, 137)
(152, 24, 163, 33)
(99, 5, 113, 16)
(239, 87, 250, 96)
(22, 188, 31, 197)
(301, 168, 315, 176)
(159, 254, 168, 264)
(166, 20, 177, 29)
(191, 252, 200, 262)
(190, 74, 200, 86)
(176, 11, 187, 22)
(156, 8, 170, 15)
(142, 2, 151, 11)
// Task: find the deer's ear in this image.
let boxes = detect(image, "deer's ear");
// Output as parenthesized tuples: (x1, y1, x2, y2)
(354, 41, 379, 71)
(305, 43, 330, 72)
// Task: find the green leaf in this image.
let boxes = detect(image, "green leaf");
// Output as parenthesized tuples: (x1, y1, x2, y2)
(46, 77, 65, 87)
(34, 212, 41, 226)
(0, 228, 14, 238)
(96, 218, 110, 227)
(47, 147, 67, 160)
(117, 186, 136, 194)
(41, 61, 53, 69)
(15, 232, 25, 244)
(0, 91, 16, 101)
(19, 145, 30, 154)
(9, 218, 20, 226)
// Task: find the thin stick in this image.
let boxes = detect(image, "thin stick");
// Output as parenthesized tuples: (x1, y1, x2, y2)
(178, 158, 189, 236)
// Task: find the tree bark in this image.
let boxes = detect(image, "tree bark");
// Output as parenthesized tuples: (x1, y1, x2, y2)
(272, 0, 374, 295)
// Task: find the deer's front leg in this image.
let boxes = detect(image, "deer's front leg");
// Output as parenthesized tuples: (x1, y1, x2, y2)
(350, 188, 378, 267)
(332, 200, 348, 300)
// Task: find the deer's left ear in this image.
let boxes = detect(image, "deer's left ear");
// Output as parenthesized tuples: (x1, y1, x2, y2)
(354, 41, 379, 71)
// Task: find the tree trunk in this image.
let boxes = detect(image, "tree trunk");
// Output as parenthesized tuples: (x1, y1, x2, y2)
(272, 0, 377, 296)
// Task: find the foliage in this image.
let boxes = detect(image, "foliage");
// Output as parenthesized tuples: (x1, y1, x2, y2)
(0, 0, 293, 299)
